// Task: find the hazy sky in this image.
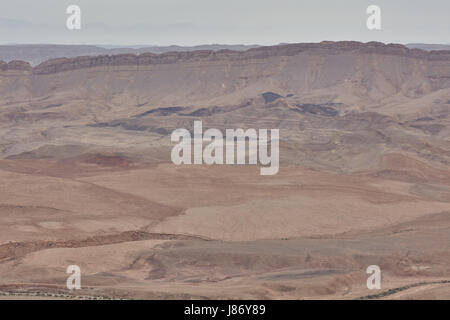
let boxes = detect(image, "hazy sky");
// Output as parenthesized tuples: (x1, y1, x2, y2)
(0, 0, 449, 45)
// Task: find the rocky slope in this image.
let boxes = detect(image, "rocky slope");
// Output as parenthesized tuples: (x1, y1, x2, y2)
(0, 41, 449, 173)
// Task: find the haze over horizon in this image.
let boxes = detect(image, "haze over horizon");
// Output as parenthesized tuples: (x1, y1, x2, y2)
(1, 0, 449, 46)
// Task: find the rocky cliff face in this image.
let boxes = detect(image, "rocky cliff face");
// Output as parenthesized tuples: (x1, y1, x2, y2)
(22, 41, 450, 75)
(0, 41, 449, 174)
(1, 41, 449, 107)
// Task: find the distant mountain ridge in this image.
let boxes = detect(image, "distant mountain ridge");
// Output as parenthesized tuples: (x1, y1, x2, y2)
(2, 41, 450, 76)
(0, 44, 259, 66)
(2, 42, 450, 66)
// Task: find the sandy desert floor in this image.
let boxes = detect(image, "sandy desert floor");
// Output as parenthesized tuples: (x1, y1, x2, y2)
(0, 159, 449, 300)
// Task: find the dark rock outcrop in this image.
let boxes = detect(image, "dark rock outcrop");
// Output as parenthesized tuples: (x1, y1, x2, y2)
(262, 92, 283, 103)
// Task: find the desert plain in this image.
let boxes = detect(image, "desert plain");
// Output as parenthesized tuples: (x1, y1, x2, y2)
(0, 41, 449, 299)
